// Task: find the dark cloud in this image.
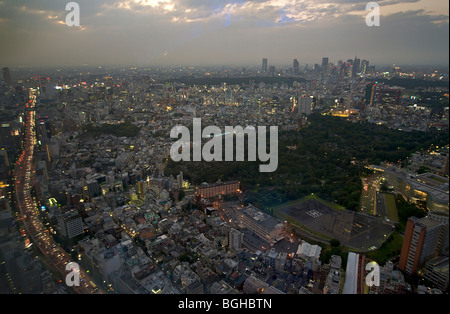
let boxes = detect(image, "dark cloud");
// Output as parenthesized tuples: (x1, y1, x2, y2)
(0, 0, 448, 67)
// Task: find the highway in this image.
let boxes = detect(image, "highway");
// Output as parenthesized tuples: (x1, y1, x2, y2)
(13, 94, 100, 294)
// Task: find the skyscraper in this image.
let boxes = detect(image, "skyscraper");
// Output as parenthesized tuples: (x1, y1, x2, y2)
(293, 59, 300, 74)
(360, 60, 370, 74)
(321, 57, 329, 73)
(262, 58, 268, 73)
(269, 65, 275, 76)
(399, 216, 447, 276)
(2, 67, 11, 86)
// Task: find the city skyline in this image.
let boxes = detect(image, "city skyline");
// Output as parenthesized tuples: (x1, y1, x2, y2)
(0, 0, 449, 299)
(0, 0, 449, 67)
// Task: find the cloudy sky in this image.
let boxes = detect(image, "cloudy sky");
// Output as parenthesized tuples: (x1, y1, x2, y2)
(0, 0, 448, 67)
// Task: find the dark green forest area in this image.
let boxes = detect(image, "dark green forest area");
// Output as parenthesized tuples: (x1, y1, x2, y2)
(83, 120, 141, 138)
(165, 113, 449, 212)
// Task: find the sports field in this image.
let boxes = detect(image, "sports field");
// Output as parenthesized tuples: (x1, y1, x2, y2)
(274, 196, 395, 251)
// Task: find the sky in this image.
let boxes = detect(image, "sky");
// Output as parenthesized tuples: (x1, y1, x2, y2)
(0, 0, 448, 68)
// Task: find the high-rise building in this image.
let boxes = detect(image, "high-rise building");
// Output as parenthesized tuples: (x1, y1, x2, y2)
(58, 212, 84, 239)
(137, 180, 147, 197)
(399, 216, 447, 275)
(228, 228, 243, 251)
(176, 171, 183, 189)
(269, 65, 275, 76)
(262, 58, 268, 73)
(352, 57, 360, 77)
(293, 59, 300, 74)
(2, 67, 11, 86)
(195, 180, 240, 199)
(360, 60, 370, 74)
(321, 57, 329, 73)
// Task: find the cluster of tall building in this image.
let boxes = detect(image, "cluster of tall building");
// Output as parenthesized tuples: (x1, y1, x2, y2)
(260, 56, 372, 78)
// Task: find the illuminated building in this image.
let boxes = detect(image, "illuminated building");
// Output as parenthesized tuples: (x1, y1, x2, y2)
(195, 180, 240, 199)
(0, 122, 21, 160)
(383, 168, 449, 213)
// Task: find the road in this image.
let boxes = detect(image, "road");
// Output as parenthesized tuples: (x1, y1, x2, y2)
(360, 174, 382, 216)
(13, 95, 100, 294)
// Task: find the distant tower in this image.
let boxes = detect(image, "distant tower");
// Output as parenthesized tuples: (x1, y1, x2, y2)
(298, 95, 312, 116)
(269, 66, 275, 77)
(399, 216, 447, 276)
(360, 60, 369, 74)
(293, 59, 300, 74)
(177, 171, 183, 189)
(352, 57, 361, 77)
(2, 67, 12, 86)
(262, 58, 268, 73)
(321, 57, 329, 73)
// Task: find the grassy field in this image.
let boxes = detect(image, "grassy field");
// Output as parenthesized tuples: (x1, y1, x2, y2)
(366, 231, 403, 266)
(384, 193, 399, 223)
